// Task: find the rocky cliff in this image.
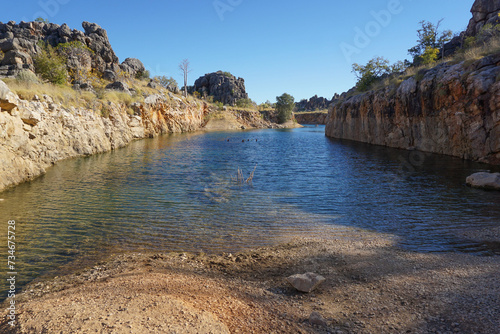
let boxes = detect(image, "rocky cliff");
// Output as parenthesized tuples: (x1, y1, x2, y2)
(294, 112, 328, 125)
(193, 71, 248, 106)
(325, 54, 500, 165)
(0, 80, 207, 192)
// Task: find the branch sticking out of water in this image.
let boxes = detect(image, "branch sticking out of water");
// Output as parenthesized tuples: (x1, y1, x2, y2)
(246, 164, 257, 185)
(232, 164, 257, 186)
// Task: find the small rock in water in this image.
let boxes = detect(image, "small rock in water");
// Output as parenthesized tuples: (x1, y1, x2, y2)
(287, 272, 325, 293)
(466, 172, 500, 191)
(309, 312, 328, 327)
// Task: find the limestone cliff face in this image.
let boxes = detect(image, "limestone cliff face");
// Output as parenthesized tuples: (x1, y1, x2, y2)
(325, 54, 500, 165)
(295, 112, 328, 125)
(0, 82, 207, 192)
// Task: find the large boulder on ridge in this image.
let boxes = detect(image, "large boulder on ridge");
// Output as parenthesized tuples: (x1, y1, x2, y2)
(193, 71, 248, 106)
(120, 58, 146, 78)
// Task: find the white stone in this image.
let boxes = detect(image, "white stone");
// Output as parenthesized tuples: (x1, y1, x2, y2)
(19, 106, 42, 126)
(466, 172, 500, 191)
(287, 272, 325, 293)
(0, 80, 18, 112)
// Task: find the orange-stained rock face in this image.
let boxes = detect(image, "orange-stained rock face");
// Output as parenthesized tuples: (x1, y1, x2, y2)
(0, 91, 206, 193)
(326, 54, 500, 165)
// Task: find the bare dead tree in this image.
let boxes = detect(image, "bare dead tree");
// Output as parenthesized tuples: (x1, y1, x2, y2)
(179, 59, 192, 98)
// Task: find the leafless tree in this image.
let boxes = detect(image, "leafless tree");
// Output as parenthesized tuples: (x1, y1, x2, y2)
(179, 59, 192, 98)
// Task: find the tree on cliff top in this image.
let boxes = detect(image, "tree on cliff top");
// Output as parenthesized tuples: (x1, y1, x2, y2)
(276, 93, 295, 124)
(352, 57, 406, 92)
(408, 20, 452, 64)
(179, 59, 191, 98)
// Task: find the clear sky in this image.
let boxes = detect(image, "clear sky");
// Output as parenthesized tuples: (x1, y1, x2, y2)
(1, 0, 474, 103)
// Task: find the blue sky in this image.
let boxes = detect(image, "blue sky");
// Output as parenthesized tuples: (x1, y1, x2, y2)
(1, 0, 473, 103)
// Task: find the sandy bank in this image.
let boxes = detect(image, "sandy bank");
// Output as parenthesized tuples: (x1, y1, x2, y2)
(1, 227, 499, 333)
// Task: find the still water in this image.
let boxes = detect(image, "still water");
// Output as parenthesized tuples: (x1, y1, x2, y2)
(1, 125, 500, 295)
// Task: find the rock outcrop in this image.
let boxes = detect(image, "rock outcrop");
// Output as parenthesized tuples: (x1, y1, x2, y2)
(326, 54, 500, 165)
(193, 71, 248, 106)
(296, 94, 338, 112)
(294, 112, 328, 125)
(0, 21, 143, 80)
(442, 0, 500, 57)
(466, 0, 500, 36)
(0, 83, 208, 192)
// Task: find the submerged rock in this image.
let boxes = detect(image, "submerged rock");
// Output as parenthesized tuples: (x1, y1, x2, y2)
(286, 272, 325, 293)
(466, 172, 500, 190)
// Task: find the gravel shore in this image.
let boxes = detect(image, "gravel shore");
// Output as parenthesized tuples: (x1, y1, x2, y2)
(1, 227, 499, 333)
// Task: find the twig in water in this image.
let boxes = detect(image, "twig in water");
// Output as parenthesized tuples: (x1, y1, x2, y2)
(245, 164, 257, 185)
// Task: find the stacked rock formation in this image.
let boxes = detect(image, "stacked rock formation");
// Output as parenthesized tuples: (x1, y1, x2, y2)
(296, 94, 340, 112)
(0, 20, 145, 81)
(193, 71, 248, 106)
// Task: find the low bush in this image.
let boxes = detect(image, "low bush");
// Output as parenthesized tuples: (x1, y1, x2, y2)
(34, 41, 68, 85)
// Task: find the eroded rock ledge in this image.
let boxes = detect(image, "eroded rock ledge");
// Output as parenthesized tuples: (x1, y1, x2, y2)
(0, 81, 208, 192)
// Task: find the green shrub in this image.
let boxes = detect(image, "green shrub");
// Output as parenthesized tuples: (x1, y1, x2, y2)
(135, 69, 150, 80)
(236, 98, 255, 109)
(153, 75, 178, 91)
(35, 17, 49, 23)
(34, 41, 68, 85)
(222, 71, 232, 78)
(214, 101, 224, 110)
(420, 47, 439, 65)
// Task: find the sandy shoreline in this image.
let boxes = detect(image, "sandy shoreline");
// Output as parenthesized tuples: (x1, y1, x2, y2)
(1, 226, 499, 333)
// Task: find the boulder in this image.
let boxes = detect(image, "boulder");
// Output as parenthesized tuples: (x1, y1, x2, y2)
(147, 79, 158, 89)
(0, 80, 18, 111)
(309, 312, 328, 327)
(1, 50, 32, 66)
(102, 69, 117, 82)
(105, 81, 130, 93)
(193, 71, 248, 106)
(466, 172, 500, 190)
(286, 272, 325, 293)
(144, 94, 165, 104)
(0, 38, 20, 52)
(120, 58, 145, 78)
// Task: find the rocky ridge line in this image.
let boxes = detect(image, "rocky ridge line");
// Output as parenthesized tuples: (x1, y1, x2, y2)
(0, 20, 145, 80)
